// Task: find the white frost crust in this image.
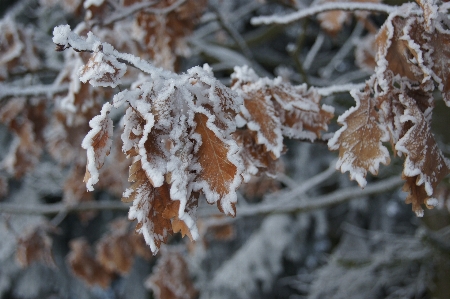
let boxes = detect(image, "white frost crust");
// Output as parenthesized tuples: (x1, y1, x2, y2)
(81, 102, 113, 191)
(138, 113, 167, 188)
(78, 49, 127, 88)
(127, 186, 159, 253)
(83, 0, 105, 8)
(395, 94, 438, 197)
(426, 197, 439, 207)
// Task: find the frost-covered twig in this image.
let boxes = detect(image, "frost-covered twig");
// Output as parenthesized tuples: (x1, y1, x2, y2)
(251, 2, 397, 25)
(101, 0, 185, 26)
(267, 161, 337, 202)
(52, 25, 173, 80)
(0, 83, 69, 100)
(303, 33, 325, 71)
(316, 83, 365, 96)
(238, 176, 404, 217)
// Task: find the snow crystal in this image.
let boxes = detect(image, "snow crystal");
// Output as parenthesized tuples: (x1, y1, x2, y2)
(426, 197, 439, 207)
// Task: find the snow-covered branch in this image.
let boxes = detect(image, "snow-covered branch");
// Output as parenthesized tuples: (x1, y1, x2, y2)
(251, 2, 397, 26)
(0, 83, 69, 100)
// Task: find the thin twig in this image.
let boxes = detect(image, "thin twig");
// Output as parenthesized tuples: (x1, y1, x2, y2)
(0, 201, 129, 216)
(0, 83, 69, 100)
(316, 82, 365, 96)
(238, 176, 404, 217)
(251, 2, 397, 25)
(99, 0, 185, 26)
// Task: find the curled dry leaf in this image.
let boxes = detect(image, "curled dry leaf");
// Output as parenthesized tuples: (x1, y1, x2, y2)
(395, 94, 450, 215)
(81, 102, 113, 191)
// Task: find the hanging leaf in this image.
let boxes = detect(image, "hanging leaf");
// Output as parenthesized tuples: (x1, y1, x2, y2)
(395, 94, 450, 215)
(328, 86, 391, 187)
(82, 102, 113, 191)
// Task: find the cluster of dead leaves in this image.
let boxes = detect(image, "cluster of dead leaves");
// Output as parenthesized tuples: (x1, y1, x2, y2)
(329, 1, 450, 216)
(67, 218, 151, 288)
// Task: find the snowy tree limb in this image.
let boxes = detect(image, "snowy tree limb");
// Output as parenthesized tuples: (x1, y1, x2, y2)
(251, 3, 397, 26)
(0, 83, 69, 100)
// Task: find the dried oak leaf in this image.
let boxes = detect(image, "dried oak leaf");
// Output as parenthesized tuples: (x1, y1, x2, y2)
(82, 102, 113, 191)
(16, 226, 56, 268)
(238, 90, 284, 159)
(67, 238, 113, 288)
(425, 24, 450, 106)
(232, 66, 334, 143)
(328, 86, 391, 187)
(0, 97, 46, 178)
(145, 250, 198, 299)
(395, 94, 450, 215)
(233, 129, 280, 180)
(194, 113, 240, 216)
(96, 218, 135, 275)
(134, 0, 207, 70)
(375, 15, 425, 85)
(124, 161, 174, 253)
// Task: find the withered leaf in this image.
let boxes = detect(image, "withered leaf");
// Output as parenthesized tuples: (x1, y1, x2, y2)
(82, 102, 113, 191)
(194, 113, 240, 216)
(67, 238, 113, 288)
(16, 226, 55, 268)
(395, 94, 450, 214)
(328, 87, 391, 187)
(145, 250, 198, 299)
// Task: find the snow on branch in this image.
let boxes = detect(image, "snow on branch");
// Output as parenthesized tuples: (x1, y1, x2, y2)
(251, 2, 397, 26)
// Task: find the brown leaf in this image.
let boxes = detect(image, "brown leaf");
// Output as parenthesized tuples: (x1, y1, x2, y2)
(233, 129, 279, 180)
(145, 250, 198, 299)
(96, 218, 135, 275)
(124, 160, 174, 253)
(16, 226, 56, 268)
(395, 94, 450, 215)
(67, 238, 113, 288)
(328, 87, 391, 187)
(135, 0, 207, 70)
(194, 113, 240, 216)
(376, 16, 424, 83)
(82, 103, 113, 191)
(240, 90, 283, 158)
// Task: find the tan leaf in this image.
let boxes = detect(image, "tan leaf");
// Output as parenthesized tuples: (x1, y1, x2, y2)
(145, 250, 198, 299)
(376, 16, 424, 83)
(124, 160, 174, 253)
(240, 90, 283, 158)
(233, 129, 280, 180)
(328, 87, 391, 187)
(194, 113, 240, 216)
(82, 103, 113, 191)
(426, 27, 450, 106)
(16, 226, 56, 268)
(67, 238, 113, 288)
(96, 218, 135, 275)
(395, 94, 450, 214)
